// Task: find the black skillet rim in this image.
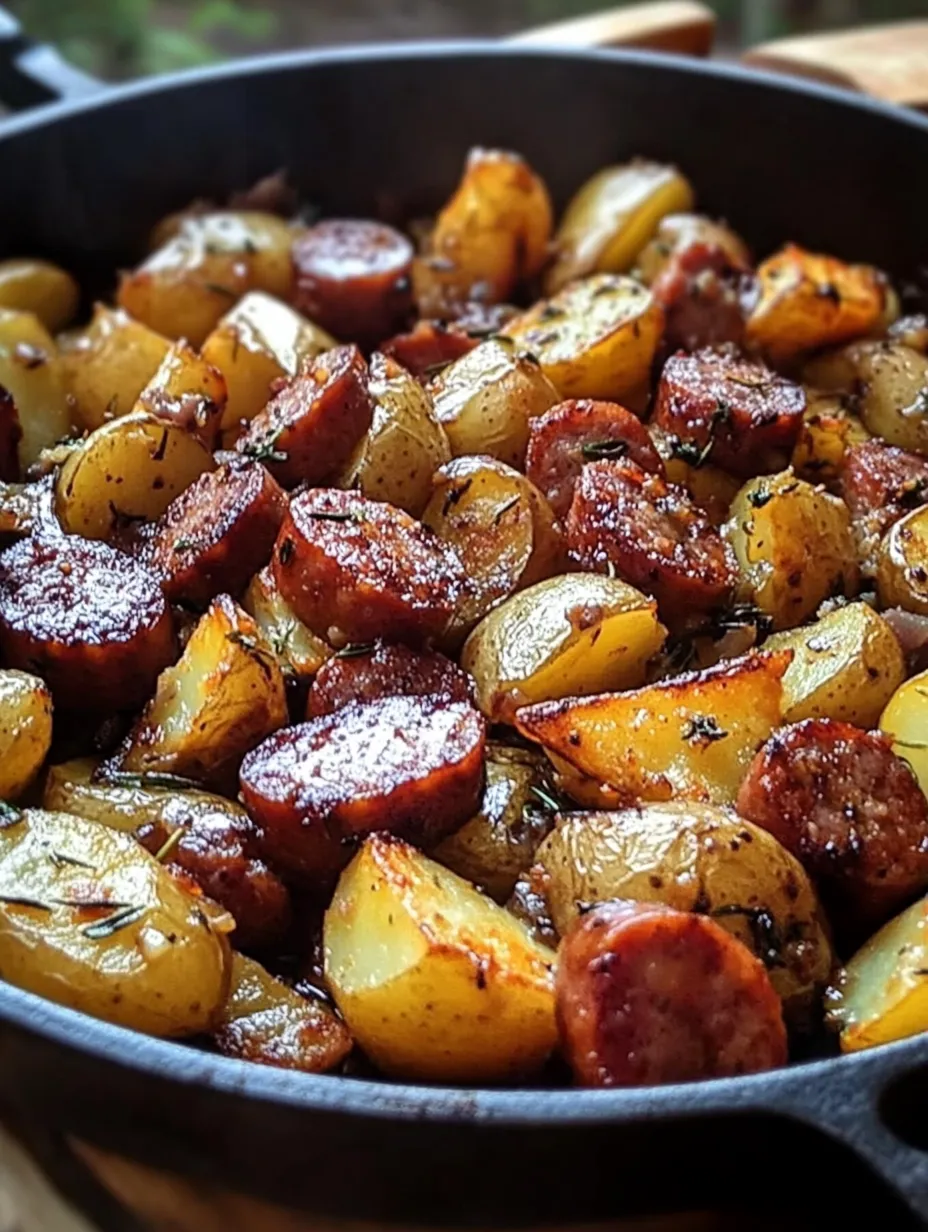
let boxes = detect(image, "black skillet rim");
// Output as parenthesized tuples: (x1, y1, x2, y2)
(0, 39, 927, 1126)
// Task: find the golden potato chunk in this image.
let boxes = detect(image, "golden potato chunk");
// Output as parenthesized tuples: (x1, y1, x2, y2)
(827, 894, 928, 1052)
(422, 456, 563, 645)
(0, 259, 79, 332)
(55, 410, 216, 540)
(0, 670, 52, 800)
(547, 160, 694, 293)
(534, 803, 833, 1027)
(324, 835, 557, 1082)
(461, 573, 665, 724)
(0, 309, 71, 470)
(428, 337, 559, 467)
(133, 340, 226, 449)
(242, 566, 332, 683)
(503, 273, 663, 403)
(855, 343, 928, 456)
(0, 807, 231, 1037)
(201, 291, 336, 432)
(877, 506, 928, 615)
(214, 953, 352, 1074)
(339, 352, 451, 516)
(765, 603, 905, 728)
(791, 393, 870, 486)
(116, 595, 287, 792)
(61, 304, 171, 431)
(745, 244, 887, 364)
(118, 211, 294, 347)
(880, 666, 928, 800)
(516, 650, 789, 806)
(724, 470, 859, 631)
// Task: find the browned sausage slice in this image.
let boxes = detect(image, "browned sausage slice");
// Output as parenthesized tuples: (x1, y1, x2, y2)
(291, 220, 414, 347)
(736, 718, 928, 938)
(239, 694, 485, 884)
(653, 348, 806, 478)
(840, 439, 928, 576)
(273, 489, 464, 646)
(236, 345, 374, 489)
(380, 319, 478, 382)
(0, 387, 21, 483)
(0, 536, 175, 710)
(651, 243, 748, 355)
(145, 459, 286, 608)
(306, 639, 475, 718)
(526, 399, 665, 521)
(566, 459, 735, 623)
(556, 900, 787, 1087)
(135, 803, 291, 954)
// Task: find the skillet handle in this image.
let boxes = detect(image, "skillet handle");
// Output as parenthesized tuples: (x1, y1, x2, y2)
(508, 1, 715, 56)
(0, 5, 102, 111)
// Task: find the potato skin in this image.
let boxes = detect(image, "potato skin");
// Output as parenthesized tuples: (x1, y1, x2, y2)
(324, 834, 557, 1082)
(0, 259, 79, 333)
(240, 695, 485, 885)
(0, 670, 52, 799)
(854, 342, 928, 456)
(214, 952, 352, 1073)
(877, 505, 928, 615)
(764, 602, 905, 728)
(0, 309, 71, 471)
(0, 808, 231, 1037)
(534, 803, 833, 1026)
(556, 900, 787, 1087)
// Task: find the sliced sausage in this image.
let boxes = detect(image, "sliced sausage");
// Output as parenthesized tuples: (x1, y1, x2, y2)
(651, 243, 749, 355)
(306, 639, 475, 717)
(0, 387, 21, 483)
(566, 459, 735, 623)
(737, 718, 928, 938)
(145, 459, 286, 608)
(273, 488, 464, 646)
(291, 219, 414, 346)
(236, 345, 374, 489)
(135, 802, 291, 953)
(526, 399, 665, 521)
(653, 348, 806, 478)
(556, 900, 787, 1088)
(239, 694, 485, 884)
(840, 439, 928, 576)
(0, 536, 175, 710)
(380, 319, 478, 382)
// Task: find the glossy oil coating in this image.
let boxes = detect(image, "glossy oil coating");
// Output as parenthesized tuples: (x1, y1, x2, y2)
(306, 639, 474, 717)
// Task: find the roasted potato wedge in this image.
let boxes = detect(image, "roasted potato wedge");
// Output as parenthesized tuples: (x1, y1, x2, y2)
(324, 835, 557, 1082)
(724, 470, 859, 631)
(791, 394, 870, 486)
(461, 573, 666, 724)
(118, 211, 294, 347)
(133, 339, 226, 448)
(116, 595, 287, 792)
(339, 352, 451, 516)
(201, 291, 336, 433)
(764, 603, 905, 728)
(214, 953, 352, 1073)
(0, 670, 52, 800)
(0, 309, 71, 471)
(880, 666, 928, 799)
(534, 803, 833, 1026)
(503, 273, 663, 404)
(432, 744, 553, 902)
(60, 304, 171, 431)
(0, 259, 79, 332)
(650, 424, 742, 525)
(428, 336, 559, 467)
(745, 244, 887, 364)
(414, 148, 552, 310)
(0, 807, 231, 1036)
(55, 409, 216, 540)
(516, 650, 790, 806)
(877, 506, 928, 615)
(242, 566, 332, 683)
(855, 343, 928, 456)
(546, 160, 694, 293)
(827, 894, 928, 1052)
(422, 456, 563, 644)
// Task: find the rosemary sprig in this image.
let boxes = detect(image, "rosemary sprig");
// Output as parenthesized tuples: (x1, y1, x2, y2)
(48, 850, 96, 871)
(335, 642, 376, 659)
(0, 893, 50, 910)
(581, 439, 628, 462)
(530, 784, 562, 813)
(82, 904, 147, 940)
(103, 770, 203, 792)
(154, 828, 184, 863)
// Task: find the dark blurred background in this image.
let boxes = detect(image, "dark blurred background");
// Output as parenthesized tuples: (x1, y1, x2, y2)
(7, 0, 928, 80)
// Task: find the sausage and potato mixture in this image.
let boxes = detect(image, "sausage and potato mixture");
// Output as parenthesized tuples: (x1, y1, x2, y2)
(0, 150, 926, 1089)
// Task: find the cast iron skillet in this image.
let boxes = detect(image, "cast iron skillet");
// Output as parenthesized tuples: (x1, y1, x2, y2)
(0, 9, 927, 1226)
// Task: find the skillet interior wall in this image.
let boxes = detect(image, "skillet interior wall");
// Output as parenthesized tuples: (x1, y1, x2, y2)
(0, 48, 924, 303)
